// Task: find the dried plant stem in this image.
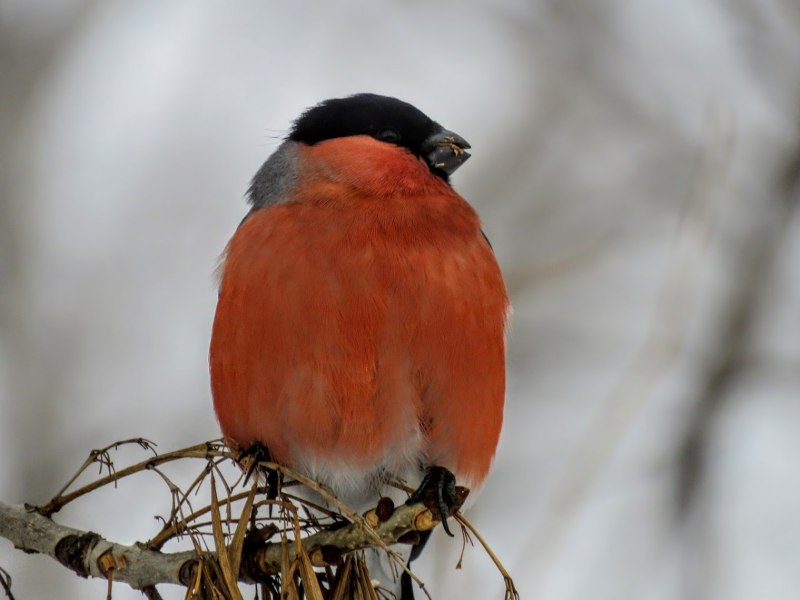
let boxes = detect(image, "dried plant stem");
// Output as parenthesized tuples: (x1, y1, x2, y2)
(39, 443, 230, 517)
(455, 512, 519, 600)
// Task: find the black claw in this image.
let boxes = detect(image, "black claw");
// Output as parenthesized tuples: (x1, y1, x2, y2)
(237, 443, 280, 500)
(407, 466, 458, 537)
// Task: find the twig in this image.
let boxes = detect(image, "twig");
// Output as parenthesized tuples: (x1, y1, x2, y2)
(38, 442, 230, 517)
(51, 438, 157, 500)
(455, 512, 519, 600)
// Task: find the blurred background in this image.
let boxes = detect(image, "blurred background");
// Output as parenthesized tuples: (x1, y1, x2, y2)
(2, 1, 800, 598)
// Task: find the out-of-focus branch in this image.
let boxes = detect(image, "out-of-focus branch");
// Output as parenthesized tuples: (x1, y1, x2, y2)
(676, 125, 800, 510)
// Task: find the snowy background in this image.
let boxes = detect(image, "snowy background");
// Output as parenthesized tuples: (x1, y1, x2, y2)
(2, 1, 800, 599)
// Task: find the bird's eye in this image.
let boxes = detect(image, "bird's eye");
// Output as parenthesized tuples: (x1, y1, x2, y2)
(376, 128, 402, 142)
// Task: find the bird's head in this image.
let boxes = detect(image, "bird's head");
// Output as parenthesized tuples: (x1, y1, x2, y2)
(289, 93, 471, 181)
(248, 94, 471, 208)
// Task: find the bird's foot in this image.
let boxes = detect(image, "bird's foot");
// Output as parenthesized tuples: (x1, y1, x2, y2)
(406, 466, 468, 537)
(237, 442, 280, 500)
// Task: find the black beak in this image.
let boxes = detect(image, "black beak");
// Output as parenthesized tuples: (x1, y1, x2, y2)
(422, 126, 471, 176)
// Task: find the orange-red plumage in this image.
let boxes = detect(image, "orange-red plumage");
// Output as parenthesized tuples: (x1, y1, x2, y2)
(211, 103, 508, 502)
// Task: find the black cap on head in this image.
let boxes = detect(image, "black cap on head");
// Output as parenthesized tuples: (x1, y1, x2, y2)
(288, 93, 471, 181)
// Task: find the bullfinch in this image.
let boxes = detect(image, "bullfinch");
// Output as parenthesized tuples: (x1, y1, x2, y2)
(209, 93, 509, 593)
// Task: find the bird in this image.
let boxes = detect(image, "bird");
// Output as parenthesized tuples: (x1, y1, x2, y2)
(209, 93, 509, 595)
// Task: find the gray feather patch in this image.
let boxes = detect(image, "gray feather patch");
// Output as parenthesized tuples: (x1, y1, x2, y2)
(247, 140, 299, 209)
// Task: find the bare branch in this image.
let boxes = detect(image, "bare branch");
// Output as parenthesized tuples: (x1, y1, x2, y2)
(0, 500, 196, 588)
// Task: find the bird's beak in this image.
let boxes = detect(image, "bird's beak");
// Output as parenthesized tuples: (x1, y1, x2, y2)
(422, 126, 471, 176)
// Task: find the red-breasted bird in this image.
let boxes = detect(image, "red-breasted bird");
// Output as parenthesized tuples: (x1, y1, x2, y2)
(209, 93, 509, 594)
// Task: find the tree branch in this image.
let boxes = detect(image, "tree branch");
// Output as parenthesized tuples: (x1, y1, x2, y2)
(0, 499, 436, 590)
(0, 440, 515, 597)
